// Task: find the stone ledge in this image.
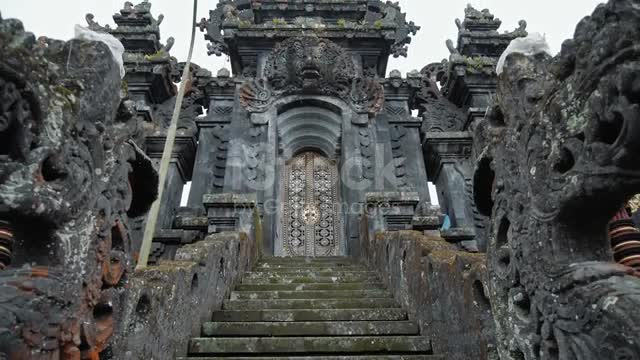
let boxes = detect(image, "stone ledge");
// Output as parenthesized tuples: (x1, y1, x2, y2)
(111, 232, 258, 360)
(360, 230, 494, 360)
(365, 192, 420, 205)
(203, 193, 258, 208)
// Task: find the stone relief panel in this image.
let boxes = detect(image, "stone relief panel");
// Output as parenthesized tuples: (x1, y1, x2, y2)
(239, 36, 384, 115)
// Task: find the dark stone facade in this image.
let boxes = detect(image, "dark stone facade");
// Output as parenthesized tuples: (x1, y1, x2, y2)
(1, 0, 640, 359)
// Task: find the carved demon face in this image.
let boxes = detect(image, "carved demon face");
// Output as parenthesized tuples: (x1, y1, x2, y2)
(0, 16, 156, 358)
(476, 1, 640, 359)
(263, 36, 356, 93)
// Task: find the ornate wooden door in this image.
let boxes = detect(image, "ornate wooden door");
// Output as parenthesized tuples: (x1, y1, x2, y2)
(282, 152, 342, 257)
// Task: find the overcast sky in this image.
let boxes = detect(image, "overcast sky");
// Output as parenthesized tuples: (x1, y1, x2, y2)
(4, 0, 604, 76)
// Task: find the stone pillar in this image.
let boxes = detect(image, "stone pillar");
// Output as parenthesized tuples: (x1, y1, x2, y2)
(145, 135, 197, 229)
(187, 70, 236, 207)
(145, 135, 198, 264)
(422, 131, 478, 251)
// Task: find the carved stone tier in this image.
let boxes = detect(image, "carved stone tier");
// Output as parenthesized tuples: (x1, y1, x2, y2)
(149, 229, 200, 264)
(145, 135, 198, 182)
(365, 192, 420, 232)
(110, 1, 163, 53)
(422, 132, 473, 181)
(203, 193, 258, 235)
(201, 0, 419, 76)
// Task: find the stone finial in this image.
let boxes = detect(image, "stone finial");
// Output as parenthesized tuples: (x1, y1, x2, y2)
(217, 68, 231, 78)
(161, 37, 175, 54)
(86, 13, 110, 31)
(446, 39, 459, 55)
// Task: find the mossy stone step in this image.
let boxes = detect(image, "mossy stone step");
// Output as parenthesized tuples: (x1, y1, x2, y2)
(260, 256, 355, 262)
(246, 269, 373, 276)
(255, 263, 364, 269)
(188, 336, 431, 355)
(242, 274, 380, 285)
(181, 355, 444, 360)
(212, 308, 408, 322)
(230, 289, 392, 300)
(235, 283, 386, 291)
(202, 321, 419, 337)
(223, 298, 398, 310)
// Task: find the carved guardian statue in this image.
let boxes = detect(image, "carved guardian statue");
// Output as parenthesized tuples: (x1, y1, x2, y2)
(475, 0, 640, 358)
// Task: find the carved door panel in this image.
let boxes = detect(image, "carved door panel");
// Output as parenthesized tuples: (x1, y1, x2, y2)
(282, 152, 342, 257)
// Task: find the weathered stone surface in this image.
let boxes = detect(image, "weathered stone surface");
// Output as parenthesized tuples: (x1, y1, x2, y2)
(202, 321, 419, 337)
(235, 282, 386, 291)
(223, 298, 398, 310)
(0, 14, 158, 359)
(360, 230, 495, 360)
(110, 231, 258, 360)
(213, 308, 408, 322)
(189, 336, 431, 355)
(474, 0, 640, 358)
(180, 356, 443, 360)
(230, 289, 391, 300)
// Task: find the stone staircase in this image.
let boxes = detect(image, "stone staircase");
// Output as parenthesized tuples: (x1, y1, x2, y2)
(181, 257, 442, 360)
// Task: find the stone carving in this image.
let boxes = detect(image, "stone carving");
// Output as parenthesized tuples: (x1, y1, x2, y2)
(212, 126, 229, 190)
(0, 16, 157, 358)
(350, 77, 385, 114)
(239, 78, 273, 113)
(240, 36, 384, 114)
(263, 36, 355, 94)
(420, 97, 467, 133)
(86, 13, 111, 32)
(358, 128, 375, 181)
(366, 1, 421, 58)
(390, 125, 410, 191)
(200, 1, 247, 56)
(474, 0, 640, 358)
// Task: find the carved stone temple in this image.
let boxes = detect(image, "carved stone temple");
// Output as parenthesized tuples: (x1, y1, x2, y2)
(1, 0, 640, 359)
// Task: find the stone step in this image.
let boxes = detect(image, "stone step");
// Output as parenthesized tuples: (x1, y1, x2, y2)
(259, 257, 357, 263)
(246, 269, 373, 276)
(202, 321, 419, 337)
(230, 289, 392, 300)
(235, 283, 386, 291)
(212, 308, 408, 322)
(188, 336, 431, 355)
(181, 355, 444, 360)
(242, 274, 380, 285)
(255, 263, 364, 269)
(223, 298, 398, 310)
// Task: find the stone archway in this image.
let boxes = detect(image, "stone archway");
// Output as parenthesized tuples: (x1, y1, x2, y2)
(279, 151, 343, 257)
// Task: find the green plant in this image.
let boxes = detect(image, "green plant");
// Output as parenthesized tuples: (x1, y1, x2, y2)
(337, 18, 346, 28)
(144, 50, 166, 61)
(464, 56, 492, 73)
(374, 20, 383, 29)
(272, 18, 287, 26)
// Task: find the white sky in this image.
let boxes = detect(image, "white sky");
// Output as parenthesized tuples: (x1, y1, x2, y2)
(1, 0, 605, 206)
(3, 0, 604, 76)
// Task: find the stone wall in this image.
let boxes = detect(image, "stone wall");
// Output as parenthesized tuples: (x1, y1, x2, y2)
(109, 232, 258, 359)
(360, 228, 496, 360)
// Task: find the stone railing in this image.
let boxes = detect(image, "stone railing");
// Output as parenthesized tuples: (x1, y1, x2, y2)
(361, 192, 496, 360)
(110, 194, 261, 359)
